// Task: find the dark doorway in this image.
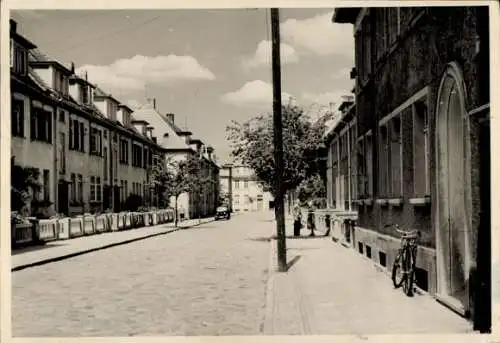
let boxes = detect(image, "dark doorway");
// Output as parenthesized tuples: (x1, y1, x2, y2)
(57, 181, 69, 216)
(269, 201, 275, 209)
(103, 185, 111, 211)
(113, 185, 121, 212)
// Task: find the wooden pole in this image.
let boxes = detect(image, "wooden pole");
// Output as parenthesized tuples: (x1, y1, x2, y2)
(270, 8, 287, 272)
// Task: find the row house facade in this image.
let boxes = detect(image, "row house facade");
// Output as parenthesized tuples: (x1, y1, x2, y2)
(10, 19, 166, 217)
(220, 164, 274, 212)
(324, 96, 359, 223)
(130, 100, 220, 219)
(333, 6, 490, 325)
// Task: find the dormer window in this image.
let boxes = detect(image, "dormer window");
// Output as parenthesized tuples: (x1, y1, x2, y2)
(55, 71, 69, 95)
(81, 85, 90, 105)
(10, 40, 28, 75)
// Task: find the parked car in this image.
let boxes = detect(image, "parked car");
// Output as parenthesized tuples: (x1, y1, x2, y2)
(215, 206, 231, 220)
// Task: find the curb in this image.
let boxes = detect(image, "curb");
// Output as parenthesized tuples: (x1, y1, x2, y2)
(12, 218, 215, 272)
(262, 237, 277, 334)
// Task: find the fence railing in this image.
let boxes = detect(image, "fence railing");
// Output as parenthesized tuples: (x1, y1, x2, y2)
(11, 208, 177, 248)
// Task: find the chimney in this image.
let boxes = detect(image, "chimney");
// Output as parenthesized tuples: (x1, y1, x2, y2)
(71, 62, 75, 74)
(206, 146, 214, 160)
(146, 97, 156, 109)
(165, 113, 175, 123)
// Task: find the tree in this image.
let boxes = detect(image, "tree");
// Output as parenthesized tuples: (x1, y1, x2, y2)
(296, 174, 327, 207)
(11, 156, 42, 215)
(226, 104, 326, 197)
(149, 154, 209, 226)
(183, 154, 212, 222)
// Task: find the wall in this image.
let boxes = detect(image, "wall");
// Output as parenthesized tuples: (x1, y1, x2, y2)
(11, 92, 56, 213)
(358, 7, 485, 248)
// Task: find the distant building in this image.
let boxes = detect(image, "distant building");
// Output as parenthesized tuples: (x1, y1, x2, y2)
(333, 6, 490, 322)
(220, 164, 273, 212)
(131, 100, 220, 219)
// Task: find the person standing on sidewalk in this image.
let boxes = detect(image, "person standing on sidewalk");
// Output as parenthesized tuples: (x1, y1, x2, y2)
(293, 204, 302, 237)
(306, 205, 316, 237)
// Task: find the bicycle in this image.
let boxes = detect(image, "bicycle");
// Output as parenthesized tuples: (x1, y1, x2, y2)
(385, 224, 421, 296)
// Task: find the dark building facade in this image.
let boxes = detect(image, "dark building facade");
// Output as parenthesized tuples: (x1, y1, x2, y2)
(334, 6, 490, 326)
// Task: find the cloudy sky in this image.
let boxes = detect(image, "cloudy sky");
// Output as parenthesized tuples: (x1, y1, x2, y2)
(11, 9, 354, 162)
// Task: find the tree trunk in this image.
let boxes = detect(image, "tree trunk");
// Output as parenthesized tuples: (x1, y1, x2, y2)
(274, 193, 287, 272)
(174, 195, 178, 227)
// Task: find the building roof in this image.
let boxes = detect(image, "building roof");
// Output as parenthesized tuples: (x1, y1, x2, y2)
(332, 8, 361, 24)
(10, 20, 37, 49)
(130, 102, 195, 151)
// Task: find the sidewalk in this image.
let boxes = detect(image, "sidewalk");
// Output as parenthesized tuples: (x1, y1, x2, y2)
(263, 218, 474, 335)
(12, 217, 215, 271)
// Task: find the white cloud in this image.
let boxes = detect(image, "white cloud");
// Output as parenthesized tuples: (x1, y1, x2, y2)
(77, 54, 215, 93)
(281, 12, 354, 56)
(221, 80, 293, 108)
(243, 40, 299, 69)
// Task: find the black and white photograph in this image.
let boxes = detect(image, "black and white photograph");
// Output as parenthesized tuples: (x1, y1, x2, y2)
(3, 0, 496, 339)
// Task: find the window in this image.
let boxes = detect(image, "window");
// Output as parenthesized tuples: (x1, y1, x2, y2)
(90, 127, 102, 155)
(90, 176, 96, 201)
(71, 173, 76, 202)
(365, 133, 374, 197)
(43, 170, 50, 201)
(10, 39, 13, 68)
(96, 177, 102, 202)
(119, 138, 129, 164)
(59, 132, 66, 174)
(120, 180, 124, 201)
(132, 144, 143, 167)
(103, 147, 108, 181)
(331, 139, 338, 207)
(30, 105, 52, 143)
(378, 126, 389, 197)
(56, 72, 69, 95)
(124, 180, 128, 199)
(69, 118, 85, 152)
(11, 98, 24, 137)
(244, 181, 248, 189)
(78, 174, 83, 202)
(235, 181, 240, 189)
(375, 9, 388, 60)
(357, 138, 366, 198)
(379, 116, 402, 198)
(350, 124, 358, 202)
(58, 109, 65, 123)
(142, 148, 147, 168)
(387, 7, 400, 46)
(90, 176, 102, 202)
(81, 85, 90, 105)
(412, 98, 430, 196)
(11, 42, 27, 75)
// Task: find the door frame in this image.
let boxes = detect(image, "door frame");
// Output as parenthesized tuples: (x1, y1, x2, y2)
(434, 62, 473, 315)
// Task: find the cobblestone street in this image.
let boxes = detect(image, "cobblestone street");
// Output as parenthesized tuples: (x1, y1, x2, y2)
(12, 212, 273, 337)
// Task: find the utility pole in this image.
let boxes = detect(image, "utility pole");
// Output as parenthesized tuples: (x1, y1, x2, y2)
(270, 8, 287, 272)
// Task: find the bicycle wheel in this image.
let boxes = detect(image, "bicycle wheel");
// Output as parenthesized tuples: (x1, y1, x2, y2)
(402, 248, 414, 296)
(391, 250, 405, 288)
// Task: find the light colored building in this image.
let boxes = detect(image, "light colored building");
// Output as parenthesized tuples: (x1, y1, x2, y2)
(10, 19, 165, 217)
(220, 164, 273, 212)
(130, 100, 220, 219)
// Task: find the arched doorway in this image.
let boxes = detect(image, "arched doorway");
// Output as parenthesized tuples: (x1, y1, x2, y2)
(434, 63, 473, 315)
